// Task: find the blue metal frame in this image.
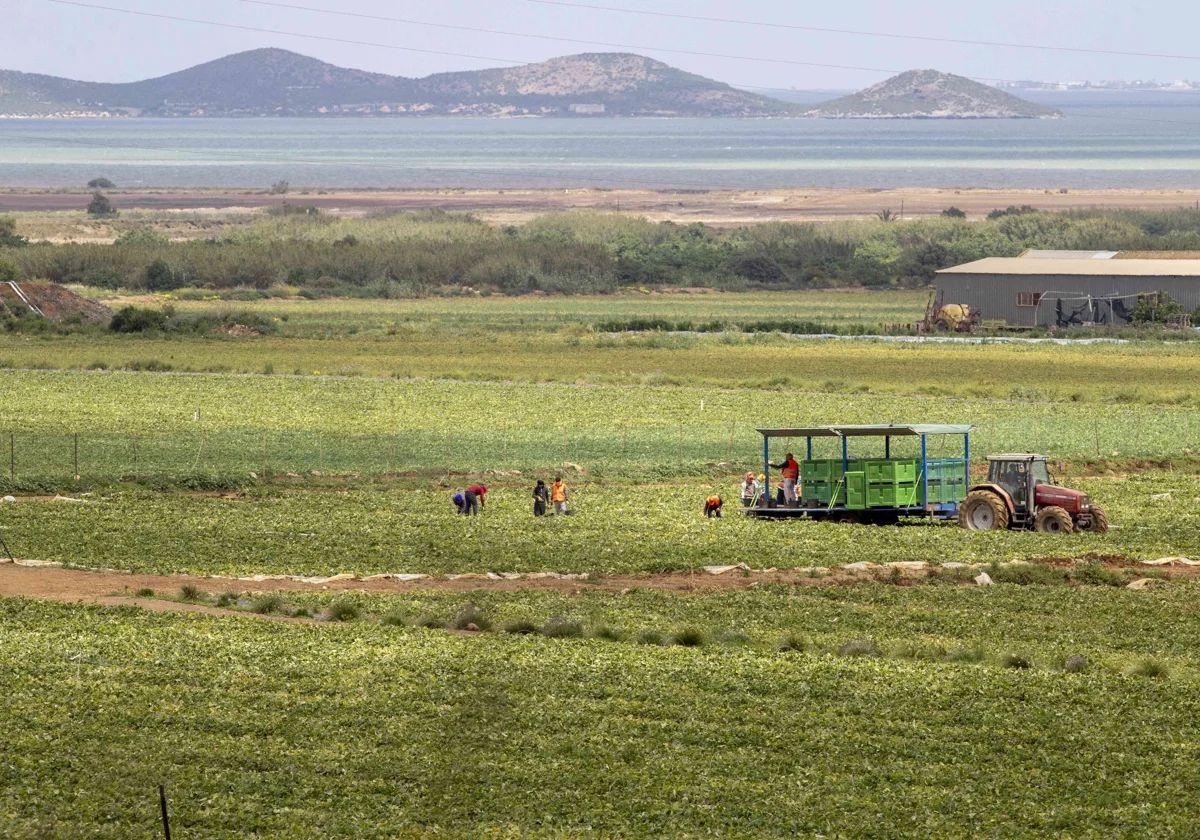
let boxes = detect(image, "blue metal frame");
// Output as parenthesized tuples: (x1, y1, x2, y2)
(752, 425, 971, 520)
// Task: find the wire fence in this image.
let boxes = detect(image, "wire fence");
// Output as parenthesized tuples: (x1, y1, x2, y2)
(1, 411, 1192, 490)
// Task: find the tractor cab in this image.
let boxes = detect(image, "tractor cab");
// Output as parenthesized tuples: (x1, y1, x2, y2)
(987, 454, 1051, 510)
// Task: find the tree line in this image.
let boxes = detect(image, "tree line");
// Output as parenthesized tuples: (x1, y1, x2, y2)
(3, 207, 1200, 296)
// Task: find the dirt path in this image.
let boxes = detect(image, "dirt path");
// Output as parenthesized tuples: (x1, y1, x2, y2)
(2, 553, 1194, 620)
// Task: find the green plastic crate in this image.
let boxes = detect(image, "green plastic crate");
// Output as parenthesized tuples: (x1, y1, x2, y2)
(865, 459, 918, 484)
(845, 471, 866, 510)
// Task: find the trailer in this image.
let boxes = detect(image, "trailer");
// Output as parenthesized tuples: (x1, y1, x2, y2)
(748, 423, 971, 523)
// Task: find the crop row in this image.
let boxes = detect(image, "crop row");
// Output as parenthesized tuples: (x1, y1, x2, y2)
(1, 370, 1198, 487)
(3, 471, 1195, 575)
(2, 596, 1198, 837)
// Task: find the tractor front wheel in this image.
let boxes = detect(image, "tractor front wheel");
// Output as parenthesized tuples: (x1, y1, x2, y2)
(1034, 506, 1074, 534)
(959, 491, 1009, 531)
(1076, 505, 1110, 534)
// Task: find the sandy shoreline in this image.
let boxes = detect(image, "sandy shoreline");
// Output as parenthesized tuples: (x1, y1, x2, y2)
(2, 186, 1200, 224)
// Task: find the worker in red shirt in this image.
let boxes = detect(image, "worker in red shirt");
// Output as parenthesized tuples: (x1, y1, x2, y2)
(463, 484, 488, 515)
(772, 452, 800, 505)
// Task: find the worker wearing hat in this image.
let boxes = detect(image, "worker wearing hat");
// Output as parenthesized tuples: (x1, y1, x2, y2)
(740, 472, 759, 507)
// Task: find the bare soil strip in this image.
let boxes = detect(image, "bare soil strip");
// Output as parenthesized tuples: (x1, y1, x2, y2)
(2, 554, 1194, 613)
(5, 187, 1200, 224)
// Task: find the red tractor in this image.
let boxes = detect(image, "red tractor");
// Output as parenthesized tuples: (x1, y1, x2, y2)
(958, 454, 1109, 534)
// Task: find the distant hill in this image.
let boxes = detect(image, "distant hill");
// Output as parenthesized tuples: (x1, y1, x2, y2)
(0, 49, 799, 118)
(805, 70, 1060, 119)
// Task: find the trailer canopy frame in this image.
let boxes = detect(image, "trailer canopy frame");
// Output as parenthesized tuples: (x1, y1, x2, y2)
(755, 423, 972, 518)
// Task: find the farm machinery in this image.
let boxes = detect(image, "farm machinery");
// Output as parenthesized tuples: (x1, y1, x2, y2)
(958, 454, 1108, 533)
(747, 424, 1107, 533)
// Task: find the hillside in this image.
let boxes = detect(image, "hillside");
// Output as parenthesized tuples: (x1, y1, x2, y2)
(0, 49, 797, 118)
(806, 69, 1060, 119)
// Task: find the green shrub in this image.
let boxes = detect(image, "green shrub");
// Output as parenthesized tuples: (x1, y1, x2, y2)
(109, 306, 169, 333)
(214, 592, 236, 608)
(135, 587, 154, 597)
(326, 599, 358, 622)
(251, 594, 284, 615)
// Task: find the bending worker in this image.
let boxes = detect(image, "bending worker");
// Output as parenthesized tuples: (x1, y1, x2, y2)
(772, 452, 800, 505)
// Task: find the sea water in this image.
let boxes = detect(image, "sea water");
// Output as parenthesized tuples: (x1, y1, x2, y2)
(2, 93, 1200, 189)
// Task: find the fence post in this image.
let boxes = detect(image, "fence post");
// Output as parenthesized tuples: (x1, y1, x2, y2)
(158, 784, 171, 840)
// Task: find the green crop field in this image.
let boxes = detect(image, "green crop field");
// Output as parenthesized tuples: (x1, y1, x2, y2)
(4, 471, 1198, 576)
(3, 591, 1199, 837)
(4, 286, 1200, 837)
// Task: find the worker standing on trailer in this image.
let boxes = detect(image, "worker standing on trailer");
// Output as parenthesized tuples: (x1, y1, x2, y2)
(550, 475, 569, 515)
(773, 452, 800, 505)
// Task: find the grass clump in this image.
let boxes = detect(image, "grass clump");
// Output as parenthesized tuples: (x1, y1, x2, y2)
(715, 630, 751, 647)
(1071, 563, 1125, 587)
(501, 618, 539, 635)
(1000, 653, 1033, 670)
(671, 627, 706, 648)
(414, 614, 447, 630)
(290, 607, 312, 619)
(838, 639, 879, 658)
(1063, 655, 1089, 673)
(134, 587, 154, 597)
(178, 584, 202, 602)
(450, 603, 491, 632)
(214, 592, 236, 608)
(635, 629, 667, 646)
(1129, 658, 1169, 679)
(541, 616, 584, 639)
(591, 624, 625, 642)
(776, 633, 805, 653)
(251, 593, 285, 615)
(380, 609, 408, 627)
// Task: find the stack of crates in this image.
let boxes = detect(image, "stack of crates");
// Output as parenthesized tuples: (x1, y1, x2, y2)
(925, 458, 968, 504)
(864, 459, 919, 508)
(798, 457, 925, 510)
(800, 458, 836, 505)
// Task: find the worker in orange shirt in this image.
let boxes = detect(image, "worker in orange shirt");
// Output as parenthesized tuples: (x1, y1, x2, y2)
(772, 452, 800, 505)
(550, 475, 569, 515)
(704, 494, 723, 518)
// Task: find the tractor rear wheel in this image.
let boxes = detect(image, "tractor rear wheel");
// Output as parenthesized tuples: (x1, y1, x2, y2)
(1034, 506, 1074, 534)
(959, 491, 1009, 531)
(1076, 505, 1110, 534)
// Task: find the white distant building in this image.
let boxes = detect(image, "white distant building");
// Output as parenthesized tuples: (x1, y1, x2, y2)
(568, 103, 606, 115)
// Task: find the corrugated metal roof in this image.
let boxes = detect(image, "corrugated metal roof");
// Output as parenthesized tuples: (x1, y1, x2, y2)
(757, 424, 971, 438)
(938, 258, 1200, 277)
(1020, 250, 1118, 259)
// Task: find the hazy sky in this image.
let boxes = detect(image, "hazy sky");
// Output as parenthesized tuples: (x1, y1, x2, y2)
(5, 0, 1200, 88)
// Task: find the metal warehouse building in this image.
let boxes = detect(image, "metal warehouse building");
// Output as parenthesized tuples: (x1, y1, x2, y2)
(934, 255, 1200, 327)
